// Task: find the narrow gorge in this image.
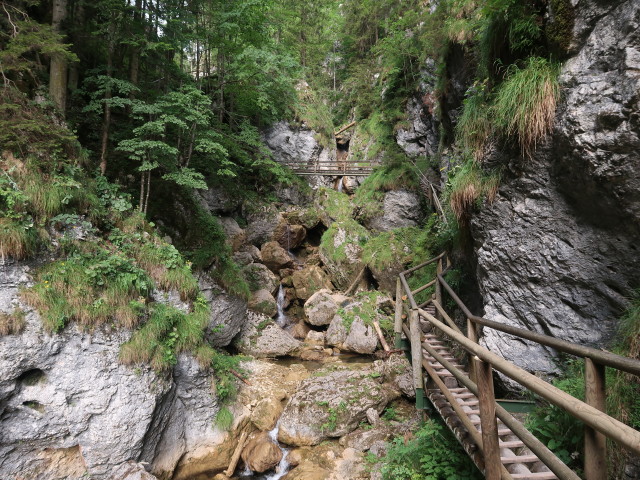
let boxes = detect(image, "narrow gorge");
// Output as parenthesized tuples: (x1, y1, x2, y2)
(1, 0, 639, 479)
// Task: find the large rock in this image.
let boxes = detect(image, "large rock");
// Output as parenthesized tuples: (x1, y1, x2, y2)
(343, 318, 378, 354)
(241, 432, 283, 473)
(277, 367, 400, 446)
(274, 223, 307, 250)
(111, 461, 158, 480)
(197, 188, 242, 215)
(261, 241, 294, 273)
(0, 312, 172, 479)
(218, 217, 246, 252)
(395, 94, 439, 158)
(248, 289, 278, 317)
(471, 0, 640, 380)
(318, 221, 369, 290)
(263, 121, 335, 170)
(291, 266, 333, 301)
(303, 289, 339, 326)
(235, 311, 301, 358)
(198, 275, 248, 347)
(242, 263, 279, 294)
(365, 190, 423, 232)
(245, 209, 283, 247)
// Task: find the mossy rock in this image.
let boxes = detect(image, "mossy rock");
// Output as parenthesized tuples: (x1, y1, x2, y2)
(318, 220, 370, 290)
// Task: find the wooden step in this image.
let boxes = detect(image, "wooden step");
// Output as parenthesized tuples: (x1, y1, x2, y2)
(500, 455, 540, 464)
(510, 473, 557, 479)
(452, 392, 475, 399)
(498, 440, 525, 448)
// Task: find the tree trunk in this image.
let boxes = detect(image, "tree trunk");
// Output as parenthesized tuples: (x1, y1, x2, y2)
(50, 0, 68, 113)
(99, 43, 115, 175)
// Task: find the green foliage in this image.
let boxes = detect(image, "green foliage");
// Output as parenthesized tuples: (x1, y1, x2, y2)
(215, 407, 234, 431)
(318, 187, 354, 223)
(456, 84, 492, 160)
(319, 220, 370, 265)
(493, 57, 560, 158)
(361, 227, 420, 272)
(525, 361, 584, 471)
(545, 0, 575, 57)
(321, 401, 348, 433)
(379, 419, 481, 479)
(119, 301, 209, 372)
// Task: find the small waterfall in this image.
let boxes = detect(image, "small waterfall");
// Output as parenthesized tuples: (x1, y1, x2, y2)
(337, 176, 344, 193)
(276, 285, 287, 327)
(264, 419, 290, 480)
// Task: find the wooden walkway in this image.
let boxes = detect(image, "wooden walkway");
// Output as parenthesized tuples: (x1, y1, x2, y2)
(280, 160, 378, 176)
(395, 254, 640, 480)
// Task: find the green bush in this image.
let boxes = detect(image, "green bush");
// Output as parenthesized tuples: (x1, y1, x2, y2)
(379, 419, 481, 479)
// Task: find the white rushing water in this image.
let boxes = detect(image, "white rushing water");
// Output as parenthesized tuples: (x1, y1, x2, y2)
(275, 284, 287, 327)
(264, 419, 290, 480)
(337, 176, 344, 193)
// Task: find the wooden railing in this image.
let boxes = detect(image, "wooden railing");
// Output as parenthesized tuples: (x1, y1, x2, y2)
(395, 254, 640, 480)
(280, 160, 379, 176)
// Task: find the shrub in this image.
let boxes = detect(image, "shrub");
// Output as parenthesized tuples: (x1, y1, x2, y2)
(379, 419, 481, 479)
(493, 57, 560, 158)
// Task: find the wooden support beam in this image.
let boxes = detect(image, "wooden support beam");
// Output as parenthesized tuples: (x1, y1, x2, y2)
(585, 358, 607, 480)
(334, 121, 356, 136)
(475, 357, 501, 480)
(224, 430, 248, 476)
(373, 320, 390, 352)
(394, 278, 403, 349)
(410, 309, 424, 410)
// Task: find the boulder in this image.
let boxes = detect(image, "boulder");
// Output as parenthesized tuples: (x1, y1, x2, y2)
(381, 355, 414, 399)
(261, 241, 294, 274)
(273, 223, 307, 250)
(303, 289, 339, 326)
(304, 330, 325, 346)
(343, 318, 378, 354)
(262, 121, 331, 168)
(241, 432, 282, 473)
(248, 289, 278, 318)
(0, 311, 172, 478)
(242, 263, 279, 295)
(241, 245, 262, 263)
(277, 367, 400, 446)
(318, 221, 369, 290)
(251, 397, 283, 432)
(232, 251, 253, 266)
(218, 217, 246, 252)
(235, 312, 301, 358)
(290, 321, 311, 340)
(365, 190, 423, 232)
(245, 209, 283, 247)
(197, 188, 242, 215)
(198, 276, 248, 347)
(111, 461, 158, 480)
(395, 96, 439, 158)
(325, 316, 347, 347)
(291, 266, 333, 301)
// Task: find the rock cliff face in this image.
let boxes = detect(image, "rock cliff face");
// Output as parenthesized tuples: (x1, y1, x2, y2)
(0, 261, 224, 480)
(470, 0, 640, 374)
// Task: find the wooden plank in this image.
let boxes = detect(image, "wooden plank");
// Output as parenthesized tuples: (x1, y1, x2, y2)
(373, 320, 390, 352)
(334, 120, 356, 136)
(224, 430, 248, 476)
(510, 473, 558, 479)
(584, 358, 607, 480)
(501, 455, 540, 464)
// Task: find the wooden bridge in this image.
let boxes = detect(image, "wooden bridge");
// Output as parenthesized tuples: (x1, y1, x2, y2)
(280, 159, 378, 176)
(394, 253, 640, 480)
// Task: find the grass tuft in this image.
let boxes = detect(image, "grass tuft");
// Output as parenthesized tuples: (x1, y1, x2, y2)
(493, 57, 560, 158)
(0, 308, 26, 335)
(447, 160, 501, 226)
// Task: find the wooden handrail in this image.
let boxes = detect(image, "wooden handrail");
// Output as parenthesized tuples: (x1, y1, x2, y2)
(436, 273, 640, 376)
(418, 308, 640, 453)
(397, 252, 640, 479)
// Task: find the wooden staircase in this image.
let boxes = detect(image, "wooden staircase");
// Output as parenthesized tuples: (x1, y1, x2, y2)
(394, 253, 640, 480)
(422, 331, 558, 479)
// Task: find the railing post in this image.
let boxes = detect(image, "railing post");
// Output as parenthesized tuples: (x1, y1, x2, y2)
(435, 258, 443, 321)
(584, 358, 607, 480)
(410, 308, 425, 411)
(394, 278, 403, 349)
(474, 356, 501, 480)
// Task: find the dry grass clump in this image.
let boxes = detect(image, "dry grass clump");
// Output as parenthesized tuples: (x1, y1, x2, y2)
(493, 57, 560, 158)
(448, 160, 501, 226)
(0, 218, 40, 259)
(0, 309, 26, 335)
